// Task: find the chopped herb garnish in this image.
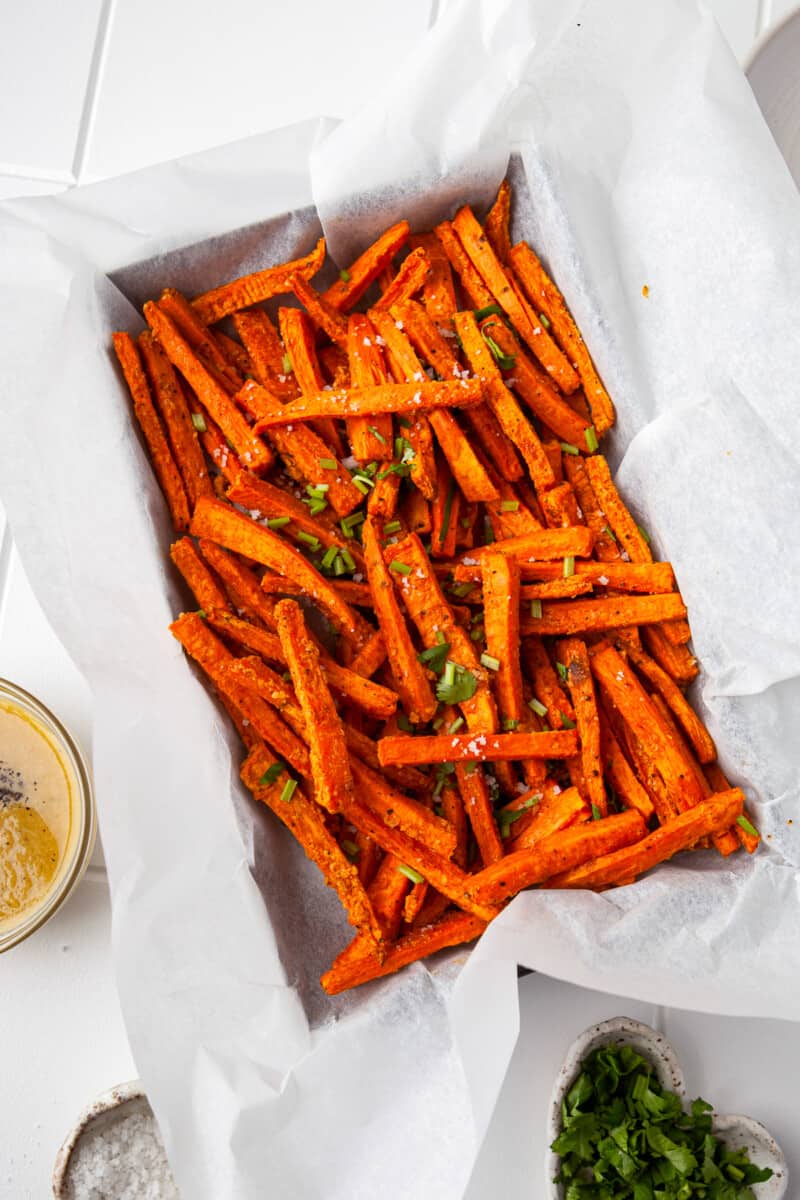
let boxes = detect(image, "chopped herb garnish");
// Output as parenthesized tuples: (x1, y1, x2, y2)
(308, 499, 327, 516)
(306, 483, 329, 498)
(637, 523, 652, 546)
(321, 545, 339, 570)
(377, 460, 412, 480)
(341, 839, 360, 859)
(351, 472, 375, 493)
(319, 457, 337, 470)
(432, 717, 444, 731)
(396, 864, 424, 884)
(591, 803, 602, 820)
(340, 511, 365, 537)
(280, 779, 298, 803)
(339, 548, 356, 572)
(563, 555, 575, 578)
(333, 554, 347, 576)
(397, 416, 412, 430)
(450, 582, 475, 599)
(383, 520, 402, 535)
(560, 712, 577, 730)
(584, 425, 599, 452)
(539, 312, 551, 329)
(474, 303, 504, 321)
(502, 718, 519, 731)
(604, 523, 619, 543)
(281, 354, 292, 374)
(266, 516, 291, 529)
(436, 662, 478, 705)
(389, 560, 412, 575)
(556, 661, 569, 683)
(438, 479, 457, 545)
(481, 327, 517, 370)
(447, 716, 465, 734)
(296, 531, 321, 551)
(397, 714, 415, 733)
(480, 653, 501, 672)
(191, 412, 207, 432)
(417, 642, 451, 675)
(737, 815, 759, 838)
(498, 798, 536, 837)
(560, 441, 580, 455)
(528, 697, 548, 718)
(433, 761, 455, 796)
(367, 424, 387, 445)
(530, 599, 542, 619)
(196, 609, 207, 619)
(339, 267, 351, 282)
(460, 517, 472, 529)
(259, 762, 285, 786)
(463, 761, 477, 775)
(500, 499, 520, 512)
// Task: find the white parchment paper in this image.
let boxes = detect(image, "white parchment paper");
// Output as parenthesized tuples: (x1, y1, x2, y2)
(2, 1, 800, 1196)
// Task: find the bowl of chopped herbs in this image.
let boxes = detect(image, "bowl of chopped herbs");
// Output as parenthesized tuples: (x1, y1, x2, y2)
(547, 1017, 786, 1199)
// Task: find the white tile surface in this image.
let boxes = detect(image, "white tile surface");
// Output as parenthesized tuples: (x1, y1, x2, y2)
(0, 0, 106, 178)
(83, 0, 434, 181)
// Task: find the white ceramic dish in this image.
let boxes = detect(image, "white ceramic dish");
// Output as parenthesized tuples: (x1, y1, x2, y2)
(745, 6, 800, 189)
(545, 1017, 788, 1198)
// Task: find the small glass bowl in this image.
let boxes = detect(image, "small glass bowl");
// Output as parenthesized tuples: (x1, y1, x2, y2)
(0, 678, 96, 952)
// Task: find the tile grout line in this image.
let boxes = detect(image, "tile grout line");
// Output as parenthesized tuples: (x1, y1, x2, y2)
(70, 0, 117, 185)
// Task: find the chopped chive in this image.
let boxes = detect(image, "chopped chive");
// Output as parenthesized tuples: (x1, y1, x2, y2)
(352, 477, 371, 495)
(333, 554, 347, 576)
(306, 483, 329, 497)
(556, 661, 569, 683)
(308, 499, 327, 516)
(637, 524, 652, 546)
(389, 560, 412, 575)
(191, 412, 207, 432)
(604, 524, 618, 543)
(365, 461, 379, 476)
(340, 511, 365, 536)
(282, 671, 292, 681)
(498, 801, 536, 836)
(196, 609, 207, 619)
(436, 631, 446, 644)
(539, 312, 551, 329)
(296, 531, 321, 551)
(398, 416, 411, 429)
(560, 712, 577, 730)
(259, 762, 285, 785)
(396, 864, 424, 884)
(584, 425, 599, 453)
(339, 268, 351, 282)
(280, 779, 298, 803)
(447, 716, 465, 734)
(502, 718, 519, 731)
(383, 520, 402, 535)
(417, 642, 451, 674)
(432, 717, 444, 731)
(560, 442, 580, 456)
(463, 761, 477, 775)
(341, 839, 360, 859)
(528, 697, 548, 718)
(367, 425, 387, 445)
(319, 457, 337, 470)
(530, 599, 543, 619)
(450, 582, 475, 599)
(397, 714, 415, 733)
(737, 815, 759, 838)
(474, 303, 504, 321)
(321, 545, 339, 569)
(499, 500, 519, 512)
(480, 653, 501, 671)
(442, 661, 456, 688)
(481, 328, 516, 370)
(563, 555, 575, 578)
(438, 478, 457, 545)
(266, 516, 291, 529)
(469, 627, 485, 641)
(339, 548, 356, 572)
(281, 354, 292, 374)
(591, 803, 602, 820)
(483, 517, 495, 545)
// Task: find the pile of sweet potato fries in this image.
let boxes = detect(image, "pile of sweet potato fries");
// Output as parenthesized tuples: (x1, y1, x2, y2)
(112, 180, 760, 994)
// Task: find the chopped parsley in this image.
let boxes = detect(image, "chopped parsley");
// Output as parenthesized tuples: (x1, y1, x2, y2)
(259, 762, 285, 786)
(436, 661, 478, 705)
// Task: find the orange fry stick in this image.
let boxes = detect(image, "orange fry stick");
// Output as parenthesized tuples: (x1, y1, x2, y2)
(226, 472, 364, 567)
(522, 637, 576, 727)
(550, 789, 744, 890)
(704, 762, 760, 853)
(403, 878, 429, 925)
(434, 220, 495, 309)
(452, 206, 580, 393)
(455, 526, 594, 576)
(192, 236, 326, 324)
(411, 232, 457, 321)
(290, 273, 348, 347)
(366, 853, 414, 941)
(143, 302, 273, 474)
(373, 246, 430, 310)
(171, 613, 310, 776)
(232, 309, 298, 401)
(242, 745, 383, 953)
(562, 455, 622, 561)
(275, 599, 355, 814)
(455, 763, 504, 865)
(482, 551, 523, 722)
(378, 729, 577, 767)
(507, 785, 590, 851)
(362, 517, 437, 724)
(455, 311, 556, 492)
(323, 220, 410, 312)
(515, 560, 674, 592)
(509, 241, 615, 434)
(599, 710, 655, 822)
(521, 593, 686, 637)
(484, 178, 512, 263)
(624, 640, 715, 763)
(138, 331, 213, 508)
(321, 909, 486, 995)
(348, 630, 389, 680)
(467, 809, 647, 905)
(213, 330, 254, 378)
(521, 577, 594, 601)
(112, 332, 190, 531)
(158, 289, 243, 391)
(346, 311, 393, 461)
(430, 460, 460, 558)
(556, 638, 606, 816)
(541, 481, 581, 529)
(583, 455, 652, 563)
(198, 411, 240, 487)
(248, 377, 482, 428)
(170, 538, 229, 612)
(278, 306, 342, 452)
(197, 539, 277, 628)
(641, 625, 699, 686)
(190, 498, 368, 647)
(440, 781, 469, 869)
(349, 759, 456, 859)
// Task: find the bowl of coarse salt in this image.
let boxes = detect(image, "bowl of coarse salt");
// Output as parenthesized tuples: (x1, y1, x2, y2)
(52, 1080, 179, 1199)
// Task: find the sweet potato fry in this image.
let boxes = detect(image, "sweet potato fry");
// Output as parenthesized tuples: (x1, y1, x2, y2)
(362, 517, 437, 724)
(226, 471, 364, 565)
(452, 206, 580, 393)
(550, 789, 745, 890)
(521, 577, 594, 601)
(241, 745, 383, 954)
(434, 219, 494, 309)
(197, 539, 277, 628)
(278, 306, 342, 452)
(704, 762, 760, 853)
(365, 853, 414, 940)
(350, 759, 456, 859)
(378, 729, 577, 767)
(430, 462, 460, 558)
(112, 332, 190, 531)
(440, 781, 469, 869)
(321, 909, 486, 994)
(455, 310, 556, 492)
(373, 246, 430, 310)
(482, 551, 523, 722)
(170, 537, 229, 612)
(410, 231, 457, 321)
(248, 377, 481, 428)
(290, 273, 349, 347)
(641, 625, 699, 685)
(158, 289, 242, 391)
(232, 309, 298, 401)
(323, 221, 410, 312)
(455, 527, 594, 578)
(522, 637, 576, 728)
(190, 498, 369, 647)
(484, 178, 512, 264)
(598, 710, 655, 821)
(138, 331, 213, 508)
(521, 593, 687, 637)
(624, 640, 715, 763)
(561, 453, 621, 561)
(540, 481, 581, 529)
(144, 302, 273, 474)
(556, 638, 606, 815)
(197, 411, 240, 487)
(467, 809, 646, 905)
(455, 763, 504, 865)
(348, 630, 389, 680)
(584, 455, 652, 563)
(403, 878, 430, 925)
(346, 311, 393, 461)
(192, 236, 326, 324)
(517, 560, 675, 592)
(509, 241, 616, 433)
(275, 599, 354, 814)
(507, 785, 590, 851)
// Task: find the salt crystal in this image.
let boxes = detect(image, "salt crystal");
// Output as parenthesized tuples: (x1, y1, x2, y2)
(62, 1102, 179, 1200)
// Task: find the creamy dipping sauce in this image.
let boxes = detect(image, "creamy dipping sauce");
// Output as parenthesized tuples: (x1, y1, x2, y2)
(0, 701, 78, 930)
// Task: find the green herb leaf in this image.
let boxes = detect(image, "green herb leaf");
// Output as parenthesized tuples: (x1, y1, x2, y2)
(383, 520, 402, 535)
(591, 803, 602, 820)
(530, 599, 543, 619)
(502, 718, 519, 731)
(563, 555, 575, 578)
(367, 424, 387, 445)
(474, 303, 504, 321)
(417, 642, 451, 675)
(339, 268, 351, 282)
(481, 328, 516, 370)
(556, 661, 569, 683)
(259, 762, 285, 786)
(447, 716, 465, 734)
(480, 652, 500, 671)
(396, 864, 424, 884)
(319, 457, 337, 470)
(539, 312, 551, 329)
(296, 531, 321, 551)
(560, 712, 576, 730)
(436, 662, 478, 705)
(500, 499, 520, 512)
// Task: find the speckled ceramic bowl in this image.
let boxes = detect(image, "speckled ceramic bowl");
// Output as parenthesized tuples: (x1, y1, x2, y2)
(545, 1017, 787, 1199)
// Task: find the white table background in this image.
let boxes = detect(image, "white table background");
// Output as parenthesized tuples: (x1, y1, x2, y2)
(0, 2, 796, 1196)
